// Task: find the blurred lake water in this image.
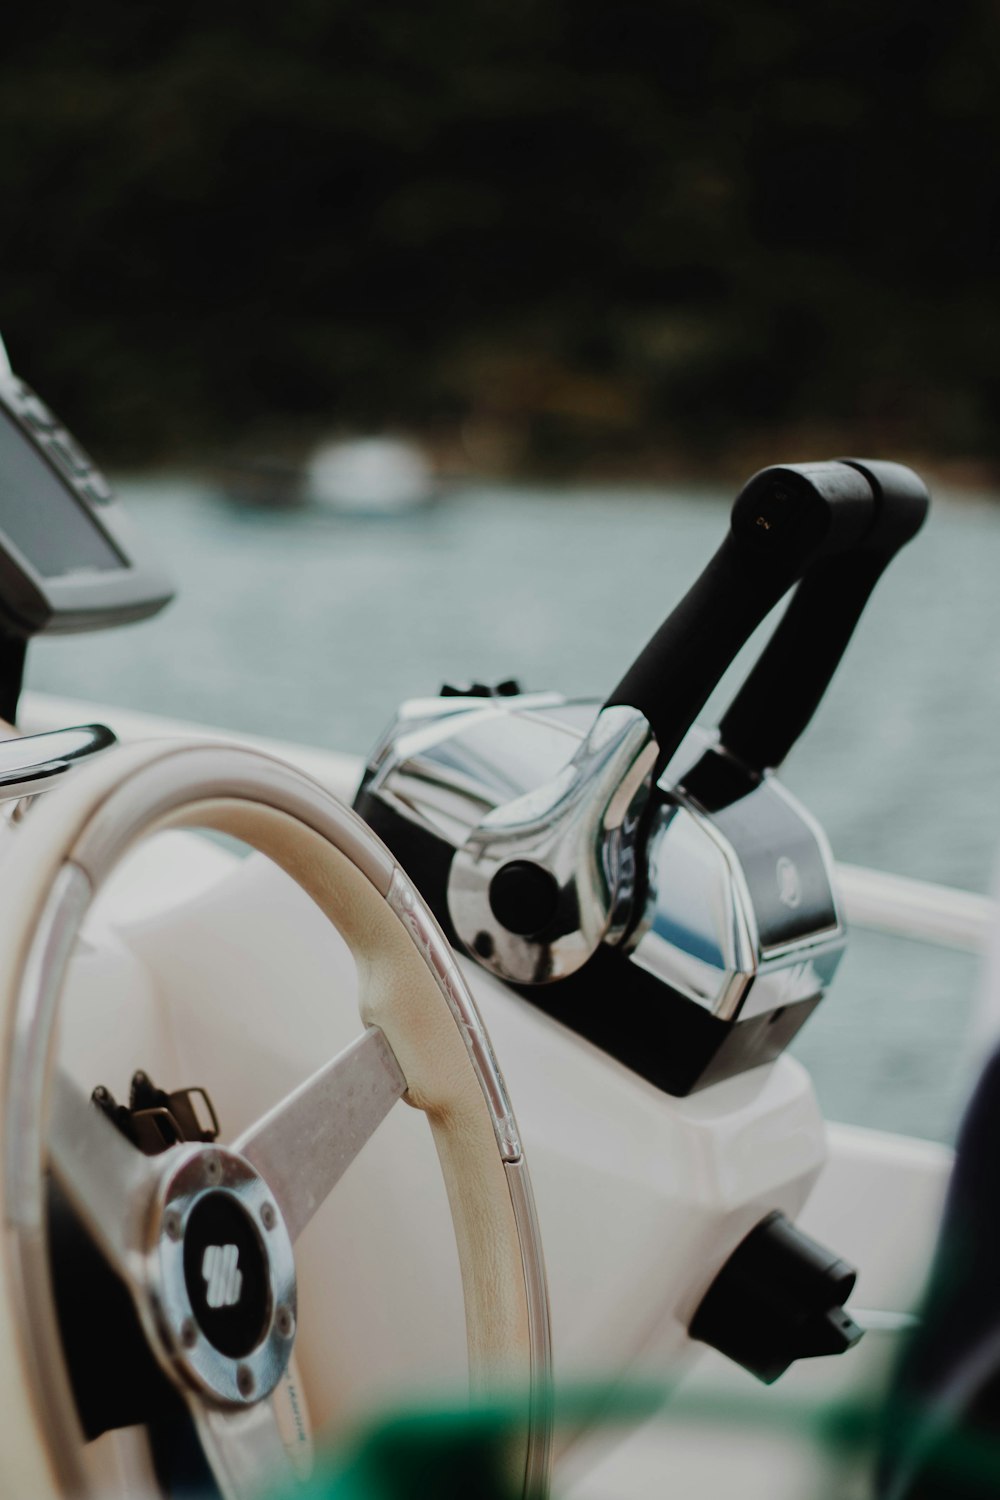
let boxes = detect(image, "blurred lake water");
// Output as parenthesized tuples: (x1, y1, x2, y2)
(29, 477, 1000, 1143)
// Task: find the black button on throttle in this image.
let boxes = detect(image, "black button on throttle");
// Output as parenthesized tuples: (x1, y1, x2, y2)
(488, 860, 560, 937)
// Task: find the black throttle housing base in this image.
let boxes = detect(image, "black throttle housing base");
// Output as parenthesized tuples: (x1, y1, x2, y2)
(689, 1210, 864, 1383)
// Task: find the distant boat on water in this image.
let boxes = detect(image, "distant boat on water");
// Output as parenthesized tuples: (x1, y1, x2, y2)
(221, 436, 438, 515)
(302, 436, 436, 515)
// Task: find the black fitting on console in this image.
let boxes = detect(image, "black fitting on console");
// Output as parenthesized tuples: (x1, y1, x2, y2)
(689, 1210, 864, 1383)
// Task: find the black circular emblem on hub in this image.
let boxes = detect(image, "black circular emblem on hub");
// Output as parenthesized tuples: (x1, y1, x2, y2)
(182, 1193, 271, 1358)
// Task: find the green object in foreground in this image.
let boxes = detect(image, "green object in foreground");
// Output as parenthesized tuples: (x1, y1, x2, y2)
(269, 1380, 1000, 1499)
(271, 1386, 664, 1500)
(303, 1409, 519, 1500)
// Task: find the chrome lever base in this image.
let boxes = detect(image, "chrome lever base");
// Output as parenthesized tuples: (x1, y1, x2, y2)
(447, 705, 657, 984)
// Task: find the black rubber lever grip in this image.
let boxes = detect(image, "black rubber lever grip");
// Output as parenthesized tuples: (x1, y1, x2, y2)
(604, 459, 929, 775)
(718, 459, 929, 773)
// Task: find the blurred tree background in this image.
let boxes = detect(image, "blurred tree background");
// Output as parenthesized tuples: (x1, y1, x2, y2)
(0, 0, 998, 473)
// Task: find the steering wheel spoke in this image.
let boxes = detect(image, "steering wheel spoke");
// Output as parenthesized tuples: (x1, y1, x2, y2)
(47, 1065, 161, 1285)
(190, 1392, 294, 1500)
(234, 1026, 406, 1243)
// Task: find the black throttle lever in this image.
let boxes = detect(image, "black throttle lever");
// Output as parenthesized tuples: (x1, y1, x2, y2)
(717, 459, 928, 773)
(606, 458, 929, 776)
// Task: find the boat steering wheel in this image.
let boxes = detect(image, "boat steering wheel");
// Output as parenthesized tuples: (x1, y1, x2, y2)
(0, 740, 551, 1499)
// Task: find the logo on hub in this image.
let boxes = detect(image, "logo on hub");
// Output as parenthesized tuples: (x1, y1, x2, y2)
(202, 1243, 243, 1309)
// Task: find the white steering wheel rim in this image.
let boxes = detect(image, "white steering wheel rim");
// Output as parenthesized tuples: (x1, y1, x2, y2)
(0, 739, 552, 1498)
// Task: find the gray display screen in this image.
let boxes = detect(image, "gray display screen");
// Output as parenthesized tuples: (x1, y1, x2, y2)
(0, 408, 125, 576)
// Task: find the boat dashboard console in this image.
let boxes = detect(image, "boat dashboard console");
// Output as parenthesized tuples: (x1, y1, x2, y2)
(357, 692, 846, 1096)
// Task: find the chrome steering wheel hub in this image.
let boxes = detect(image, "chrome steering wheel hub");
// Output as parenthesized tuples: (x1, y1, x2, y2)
(148, 1145, 296, 1408)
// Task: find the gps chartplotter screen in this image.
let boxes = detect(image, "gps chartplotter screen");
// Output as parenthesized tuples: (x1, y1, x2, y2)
(0, 406, 125, 577)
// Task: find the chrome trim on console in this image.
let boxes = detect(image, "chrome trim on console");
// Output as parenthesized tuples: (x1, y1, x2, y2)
(631, 778, 846, 1024)
(0, 723, 117, 804)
